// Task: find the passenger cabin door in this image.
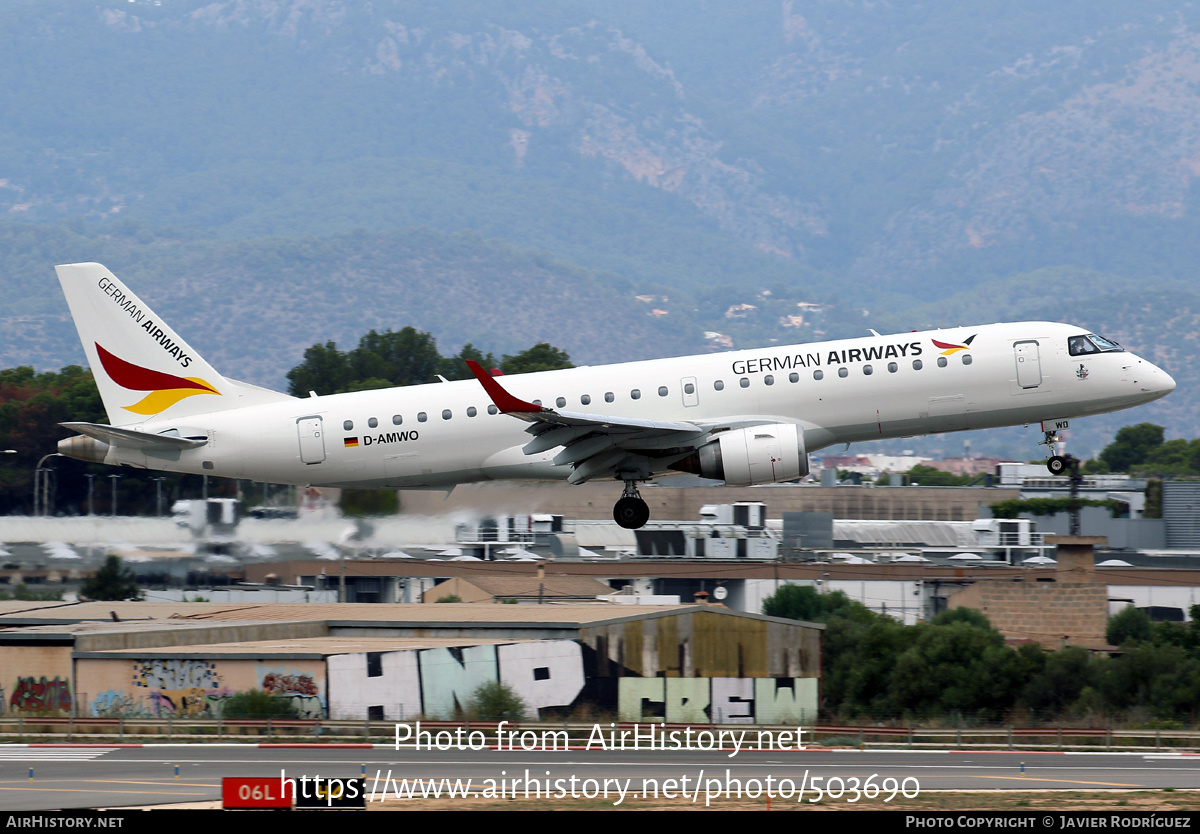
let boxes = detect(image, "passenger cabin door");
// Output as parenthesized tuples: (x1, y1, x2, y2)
(296, 416, 326, 464)
(1013, 341, 1042, 389)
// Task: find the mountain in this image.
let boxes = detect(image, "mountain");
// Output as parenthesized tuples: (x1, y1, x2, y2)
(0, 0, 1196, 455)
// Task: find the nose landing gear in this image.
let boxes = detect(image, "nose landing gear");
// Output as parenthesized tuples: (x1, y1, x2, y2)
(1040, 428, 1067, 475)
(613, 480, 650, 529)
(1047, 454, 1069, 476)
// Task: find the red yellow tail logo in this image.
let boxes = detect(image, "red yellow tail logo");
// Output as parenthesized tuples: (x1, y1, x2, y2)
(96, 343, 220, 415)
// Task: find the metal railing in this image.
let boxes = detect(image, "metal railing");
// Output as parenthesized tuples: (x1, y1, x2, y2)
(1, 717, 1197, 752)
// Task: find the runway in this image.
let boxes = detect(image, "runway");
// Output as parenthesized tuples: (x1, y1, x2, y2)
(0, 744, 1197, 811)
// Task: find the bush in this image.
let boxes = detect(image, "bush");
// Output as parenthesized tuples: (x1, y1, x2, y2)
(221, 690, 299, 719)
(464, 681, 528, 721)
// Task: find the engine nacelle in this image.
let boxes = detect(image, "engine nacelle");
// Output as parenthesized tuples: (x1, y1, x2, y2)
(677, 423, 808, 486)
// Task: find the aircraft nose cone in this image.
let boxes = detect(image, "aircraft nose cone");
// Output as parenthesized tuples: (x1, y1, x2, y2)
(1144, 361, 1176, 399)
(1158, 367, 1177, 395)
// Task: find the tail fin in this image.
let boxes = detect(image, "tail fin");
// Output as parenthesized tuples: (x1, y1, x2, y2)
(56, 262, 292, 426)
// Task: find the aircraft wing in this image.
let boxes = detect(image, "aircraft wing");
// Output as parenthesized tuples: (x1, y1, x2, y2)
(466, 360, 709, 483)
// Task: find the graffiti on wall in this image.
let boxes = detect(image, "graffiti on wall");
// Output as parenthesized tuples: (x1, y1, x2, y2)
(618, 678, 818, 723)
(90, 689, 156, 718)
(327, 640, 586, 721)
(258, 668, 324, 719)
(131, 659, 230, 718)
(9, 676, 73, 714)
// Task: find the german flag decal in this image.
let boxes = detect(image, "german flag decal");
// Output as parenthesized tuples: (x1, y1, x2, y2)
(344, 437, 360, 448)
(96, 343, 220, 415)
(932, 335, 976, 355)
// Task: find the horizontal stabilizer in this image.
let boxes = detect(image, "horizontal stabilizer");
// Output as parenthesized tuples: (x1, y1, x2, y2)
(60, 422, 208, 451)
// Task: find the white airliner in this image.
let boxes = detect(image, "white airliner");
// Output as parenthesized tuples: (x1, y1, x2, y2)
(55, 263, 1175, 528)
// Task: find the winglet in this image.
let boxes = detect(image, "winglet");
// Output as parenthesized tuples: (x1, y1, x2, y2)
(466, 360, 545, 413)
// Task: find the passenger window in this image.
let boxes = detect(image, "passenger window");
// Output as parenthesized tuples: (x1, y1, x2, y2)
(417, 412, 428, 422)
(368, 417, 378, 428)
(863, 365, 873, 375)
(739, 378, 750, 388)
(789, 372, 799, 383)
(631, 389, 641, 399)
(581, 394, 591, 405)
(838, 367, 848, 378)
(605, 392, 615, 403)
(392, 415, 403, 425)
(888, 362, 898, 373)
(488, 405, 498, 415)
(556, 397, 566, 408)
(467, 406, 477, 417)
(533, 399, 542, 406)
(658, 386, 668, 397)
(442, 409, 452, 420)
(343, 420, 353, 431)
(714, 380, 725, 391)
(813, 370, 824, 380)
(913, 359, 923, 370)
(764, 375, 774, 386)
(684, 383, 695, 395)
(937, 356, 948, 368)
(962, 355, 973, 366)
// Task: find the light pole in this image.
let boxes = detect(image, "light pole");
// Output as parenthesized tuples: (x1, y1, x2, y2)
(108, 474, 121, 517)
(151, 477, 166, 517)
(32, 453, 63, 517)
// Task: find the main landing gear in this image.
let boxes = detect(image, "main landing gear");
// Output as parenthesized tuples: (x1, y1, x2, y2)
(613, 480, 650, 529)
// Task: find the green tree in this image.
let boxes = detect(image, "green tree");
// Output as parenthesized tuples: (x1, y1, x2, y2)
(903, 464, 975, 486)
(438, 344, 499, 381)
(762, 585, 871, 623)
(285, 341, 351, 397)
(349, 328, 442, 387)
(1099, 423, 1164, 472)
(500, 342, 574, 375)
(286, 331, 572, 393)
(1106, 606, 1153, 646)
(464, 680, 528, 721)
(80, 555, 141, 601)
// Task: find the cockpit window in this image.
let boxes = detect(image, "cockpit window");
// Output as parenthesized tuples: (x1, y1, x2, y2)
(1069, 334, 1124, 356)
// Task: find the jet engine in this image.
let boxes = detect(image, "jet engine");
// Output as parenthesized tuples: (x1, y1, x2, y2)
(672, 423, 808, 486)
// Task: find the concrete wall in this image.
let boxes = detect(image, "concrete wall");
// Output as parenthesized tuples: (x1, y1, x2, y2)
(0, 645, 74, 715)
(947, 581, 1108, 646)
(76, 657, 326, 718)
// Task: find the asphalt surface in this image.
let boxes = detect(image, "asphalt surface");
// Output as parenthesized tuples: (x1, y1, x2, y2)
(1, 744, 1198, 811)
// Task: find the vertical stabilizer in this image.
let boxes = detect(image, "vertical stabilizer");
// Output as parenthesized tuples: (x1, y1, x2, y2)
(56, 262, 290, 426)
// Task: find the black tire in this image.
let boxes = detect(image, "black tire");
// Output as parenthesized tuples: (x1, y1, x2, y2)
(1047, 455, 1068, 476)
(613, 496, 650, 529)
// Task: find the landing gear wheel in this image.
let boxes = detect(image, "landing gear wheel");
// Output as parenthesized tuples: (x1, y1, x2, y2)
(1047, 455, 1068, 476)
(614, 496, 650, 529)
